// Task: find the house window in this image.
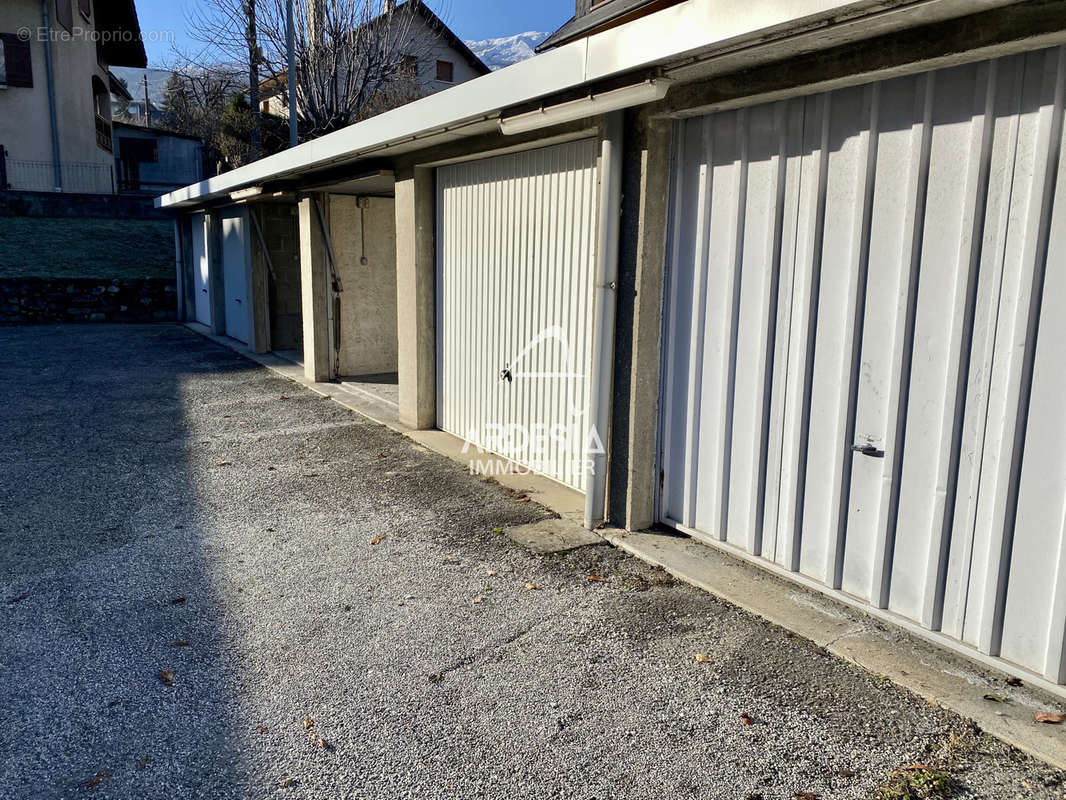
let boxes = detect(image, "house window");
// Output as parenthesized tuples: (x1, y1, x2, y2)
(0, 34, 33, 88)
(55, 0, 73, 32)
(435, 59, 453, 83)
(400, 54, 418, 78)
(78, 0, 91, 21)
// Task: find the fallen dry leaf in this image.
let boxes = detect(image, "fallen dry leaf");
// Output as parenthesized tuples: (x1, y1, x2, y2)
(983, 692, 1008, 703)
(314, 735, 330, 750)
(216, 461, 232, 467)
(837, 769, 856, 778)
(739, 712, 754, 725)
(171, 597, 187, 605)
(694, 653, 712, 664)
(267, 466, 276, 471)
(85, 770, 113, 789)
(587, 574, 607, 583)
(174, 525, 184, 530)
(471, 595, 484, 605)
(158, 669, 175, 686)
(428, 673, 444, 684)
(171, 641, 190, 648)
(491, 527, 504, 534)
(1006, 676, 1024, 687)
(279, 395, 288, 400)
(485, 569, 497, 577)
(442, 555, 458, 564)
(1035, 711, 1066, 724)
(369, 535, 385, 545)
(256, 725, 269, 734)
(794, 793, 820, 800)
(303, 716, 314, 730)
(278, 777, 296, 788)
(515, 495, 531, 503)
(524, 582, 540, 591)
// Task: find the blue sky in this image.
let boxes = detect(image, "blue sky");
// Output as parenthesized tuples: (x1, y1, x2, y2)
(134, 0, 575, 66)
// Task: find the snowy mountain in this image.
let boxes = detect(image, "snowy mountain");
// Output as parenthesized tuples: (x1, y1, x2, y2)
(465, 32, 549, 71)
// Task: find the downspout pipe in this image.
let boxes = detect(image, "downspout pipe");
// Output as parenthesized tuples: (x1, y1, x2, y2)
(41, 0, 62, 191)
(584, 111, 624, 530)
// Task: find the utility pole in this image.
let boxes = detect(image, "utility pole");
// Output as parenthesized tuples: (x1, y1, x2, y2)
(286, 0, 297, 147)
(246, 0, 262, 160)
(143, 74, 150, 127)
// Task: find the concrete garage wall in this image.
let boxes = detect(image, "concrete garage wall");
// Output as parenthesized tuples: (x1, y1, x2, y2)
(329, 195, 398, 376)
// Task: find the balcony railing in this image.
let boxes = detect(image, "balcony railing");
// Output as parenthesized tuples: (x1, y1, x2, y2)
(1, 154, 115, 194)
(95, 114, 113, 152)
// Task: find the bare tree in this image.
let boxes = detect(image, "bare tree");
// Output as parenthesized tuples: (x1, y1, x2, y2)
(161, 65, 250, 173)
(185, 0, 439, 142)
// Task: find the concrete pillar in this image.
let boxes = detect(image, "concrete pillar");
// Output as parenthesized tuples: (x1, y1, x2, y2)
(610, 116, 673, 531)
(394, 167, 436, 430)
(298, 194, 332, 382)
(205, 211, 226, 336)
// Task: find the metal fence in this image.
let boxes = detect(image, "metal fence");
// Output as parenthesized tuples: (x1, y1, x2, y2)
(1, 151, 115, 194)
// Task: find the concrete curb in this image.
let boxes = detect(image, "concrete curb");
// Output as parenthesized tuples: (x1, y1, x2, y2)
(604, 528, 1066, 769)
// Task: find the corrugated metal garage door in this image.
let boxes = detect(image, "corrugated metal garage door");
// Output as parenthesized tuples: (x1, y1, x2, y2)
(190, 211, 212, 327)
(437, 139, 599, 491)
(660, 45, 1066, 681)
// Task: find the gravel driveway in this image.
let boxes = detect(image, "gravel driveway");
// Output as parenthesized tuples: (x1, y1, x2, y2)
(1, 324, 1062, 799)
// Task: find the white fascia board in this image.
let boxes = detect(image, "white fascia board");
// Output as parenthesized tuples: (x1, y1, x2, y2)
(156, 43, 587, 209)
(158, 0, 998, 210)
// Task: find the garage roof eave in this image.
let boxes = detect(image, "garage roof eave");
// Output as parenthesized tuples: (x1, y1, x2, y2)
(157, 0, 1013, 211)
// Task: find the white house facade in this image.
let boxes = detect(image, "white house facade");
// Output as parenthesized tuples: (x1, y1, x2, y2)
(0, 0, 146, 194)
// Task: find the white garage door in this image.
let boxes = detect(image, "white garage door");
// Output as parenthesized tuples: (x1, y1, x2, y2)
(437, 139, 599, 491)
(660, 45, 1066, 681)
(221, 207, 251, 344)
(190, 212, 212, 327)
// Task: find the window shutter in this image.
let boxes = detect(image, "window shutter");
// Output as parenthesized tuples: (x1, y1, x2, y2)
(0, 35, 33, 88)
(55, 0, 73, 32)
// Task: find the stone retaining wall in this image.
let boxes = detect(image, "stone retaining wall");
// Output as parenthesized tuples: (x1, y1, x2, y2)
(0, 278, 178, 324)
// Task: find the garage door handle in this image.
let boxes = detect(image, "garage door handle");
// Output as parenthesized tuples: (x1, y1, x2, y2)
(852, 443, 885, 458)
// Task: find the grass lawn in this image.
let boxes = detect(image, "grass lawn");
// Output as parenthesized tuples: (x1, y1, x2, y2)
(0, 217, 174, 279)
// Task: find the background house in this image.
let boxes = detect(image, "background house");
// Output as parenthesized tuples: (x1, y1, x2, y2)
(0, 0, 147, 194)
(113, 121, 203, 195)
(260, 1, 490, 119)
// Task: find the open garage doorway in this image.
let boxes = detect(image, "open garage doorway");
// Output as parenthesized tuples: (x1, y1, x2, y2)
(249, 201, 303, 364)
(329, 192, 398, 412)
